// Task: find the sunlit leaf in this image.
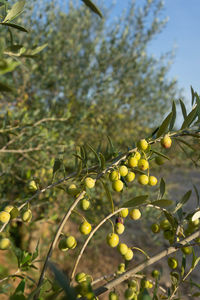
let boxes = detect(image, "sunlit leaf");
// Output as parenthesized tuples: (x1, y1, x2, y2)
(121, 195, 148, 208)
(174, 190, 192, 213)
(179, 99, 187, 120)
(151, 199, 173, 208)
(181, 106, 197, 129)
(101, 180, 114, 213)
(159, 178, 165, 199)
(169, 101, 176, 131)
(193, 184, 200, 207)
(151, 149, 170, 161)
(81, 0, 103, 18)
(48, 261, 77, 299)
(156, 112, 172, 138)
(0, 22, 28, 32)
(3, 0, 25, 22)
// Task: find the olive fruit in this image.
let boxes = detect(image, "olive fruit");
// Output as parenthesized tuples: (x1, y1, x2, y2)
(161, 135, 172, 149)
(124, 248, 134, 261)
(181, 246, 192, 255)
(129, 209, 141, 220)
(22, 209, 32, 222)
(79, 221, 92, 235)
(117, 243, 128, 255)
(138, 175, 149, 185)
(119, 208, 129, 218)
(119, 165, 128, 177)
(112, 180, 123, 192)
(149, 176, 158, 186)
(125, 172, 135, 182)
(168, 257, 178, 269)
(109, 170, 120, 181)
(109, 291, 119, 300)
(0, 211, 10, 223)
(107, 233, 119, 248)
(128, 157, 138, 168)
(151, 223, 160, 233)
(85, 177, 95, 189)
(0, 238, 10, 250)
(138, 159, 149, 171)
(137, 139, 148, 151)
(115, 223, 125, 235)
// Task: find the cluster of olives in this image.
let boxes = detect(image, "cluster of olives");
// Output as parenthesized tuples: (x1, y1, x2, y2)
(109, 136, 172, 192)
(58, 178, 95, 252)
(151, 217, 199, 252)
(109, 277, 155, 300)
(0, 205, 32, 250)
(106, 208, 142, 262)
(75, 272, 98, 299)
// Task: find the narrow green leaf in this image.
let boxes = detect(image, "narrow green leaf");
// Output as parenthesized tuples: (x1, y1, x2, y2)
(191, 86, 195, 106)
(174, 190, 192, 213)
(53, 158, 62, 174)
(169, 101, 176, 131)
(121, 195, 149, 208)
(107, 135, 115, 156)
(174, 137, 196, 151)
(101, 180, 114, 213)
(87, 143, 101, 166)
(81, 0, 103, 18)
(151, 149, 170, 161)
(32, 240, 39, 261)
(80, 145, 87, 163)
(151, 199, 173, 208)
(0, 22, 28, 32)
(23, 43, 48, 56)
(192, 256, 200, 269)
(193, 184, 200, 207)
(48, 261, 77, 299)
(76, 161, 83, 178)
(179, 99, 187, 119)
(159, 178, 165, 199)
(3, 0, 25, 22)
(99, 152, 106, 169)
(181, 106, 197, 129)
(0, 81, 13, 91)
(156, 112, 172, 138)
(73, 154, 84, 161)
(195, 93, 200, 122)
(15, 279, 25, 293)
(164, 211, 177, 228)
(181, 254, 186, 277)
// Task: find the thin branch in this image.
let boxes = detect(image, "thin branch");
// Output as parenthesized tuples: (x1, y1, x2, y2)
(93, 230, 200, 298)
(34, 191, 86, 300)
(70, 208, 125, 281)
(0, 117, 70, 133)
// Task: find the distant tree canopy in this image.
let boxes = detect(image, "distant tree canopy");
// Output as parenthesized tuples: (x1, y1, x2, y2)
(0, 0, 180, 203)
(3, 0, 178, 144)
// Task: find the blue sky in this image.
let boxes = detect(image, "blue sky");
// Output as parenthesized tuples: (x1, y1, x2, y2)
(102, 0, 200, 104)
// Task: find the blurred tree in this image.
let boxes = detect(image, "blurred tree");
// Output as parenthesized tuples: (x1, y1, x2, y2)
(4, 0, 178, 145)
(0, 0, 179, 208)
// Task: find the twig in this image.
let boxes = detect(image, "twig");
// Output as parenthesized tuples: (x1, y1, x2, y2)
(93, 230, 200, 298)
(34, 191, 86, 300)
(70, 207, 125, 281)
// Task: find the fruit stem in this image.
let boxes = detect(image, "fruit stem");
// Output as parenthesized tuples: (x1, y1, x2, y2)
(131, 247, 150, 260)
(108, 218, 115, 233)
(72, 209, 87, 222)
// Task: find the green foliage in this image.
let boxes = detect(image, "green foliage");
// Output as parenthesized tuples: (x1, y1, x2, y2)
(0, 1, 200, 300)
